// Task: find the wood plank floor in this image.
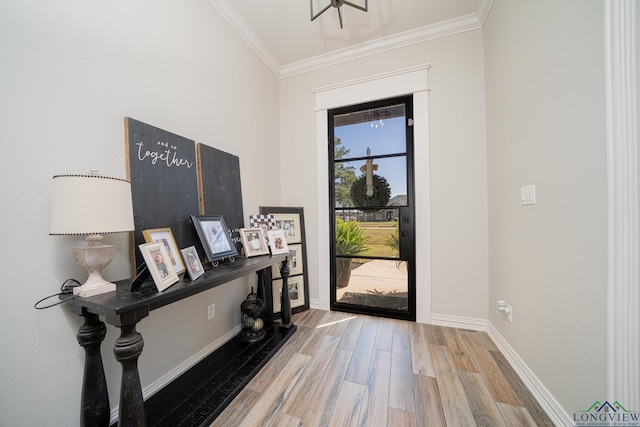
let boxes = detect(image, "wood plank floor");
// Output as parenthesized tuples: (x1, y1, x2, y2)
(212, 310, 554, 427)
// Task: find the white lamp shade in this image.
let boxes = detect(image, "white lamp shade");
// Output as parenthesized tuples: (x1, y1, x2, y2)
(50, 174, 135, 235)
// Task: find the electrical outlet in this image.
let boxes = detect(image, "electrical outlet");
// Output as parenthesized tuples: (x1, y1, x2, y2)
(207, 304, 215, 320)
(497, 300, 514, 322)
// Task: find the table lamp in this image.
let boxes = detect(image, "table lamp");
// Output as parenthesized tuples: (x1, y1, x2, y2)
(49, 171, 135, 298)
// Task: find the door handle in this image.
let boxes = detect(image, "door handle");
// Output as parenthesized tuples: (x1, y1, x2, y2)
(401, 216, 410, 238)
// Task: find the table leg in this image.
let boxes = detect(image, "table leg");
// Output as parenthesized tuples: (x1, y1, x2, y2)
(256, 268, 266, 307)
(77, 312, 110, 427)
(279, 258, 293, 329)
(113, 324, 147, 427)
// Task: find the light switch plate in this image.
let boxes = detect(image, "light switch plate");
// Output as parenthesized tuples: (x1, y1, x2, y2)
(521, 185, 536, 205)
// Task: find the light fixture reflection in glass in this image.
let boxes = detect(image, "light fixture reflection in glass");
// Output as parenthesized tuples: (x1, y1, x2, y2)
(371, 119, 385, 129)
(366, 108, 389, 129)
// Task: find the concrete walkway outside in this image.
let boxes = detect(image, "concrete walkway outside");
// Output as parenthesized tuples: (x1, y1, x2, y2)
(336, 259, 408, 300)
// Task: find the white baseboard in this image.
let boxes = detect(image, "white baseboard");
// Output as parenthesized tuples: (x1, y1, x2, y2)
(432, 313, 572, 427)
(309, 297, 320, 309)
(485, 322, 573, 427)
(109, 324, 243, 424)
(430, 313, 489, 331)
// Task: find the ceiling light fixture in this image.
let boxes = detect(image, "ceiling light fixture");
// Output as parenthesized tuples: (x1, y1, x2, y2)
(310, 0, 368, 29)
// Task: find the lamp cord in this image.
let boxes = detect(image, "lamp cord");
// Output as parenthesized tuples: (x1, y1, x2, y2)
(33, 279, 80, 309)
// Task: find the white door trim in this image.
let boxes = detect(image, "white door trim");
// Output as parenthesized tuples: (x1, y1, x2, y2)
(313, 65, 432, 323)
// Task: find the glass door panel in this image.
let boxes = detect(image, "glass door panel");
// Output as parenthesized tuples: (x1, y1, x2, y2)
(329, 96, 415, 320)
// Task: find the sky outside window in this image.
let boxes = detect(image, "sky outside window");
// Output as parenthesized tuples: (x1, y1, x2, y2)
(335, 115, 407, 199)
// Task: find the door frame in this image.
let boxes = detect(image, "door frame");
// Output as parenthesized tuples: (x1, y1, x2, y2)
(328, 95, 416, 320)
(313, 65, 432, 323)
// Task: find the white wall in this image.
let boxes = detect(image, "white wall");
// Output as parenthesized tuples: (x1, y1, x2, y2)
(279, 30, 489, 321)
(0, 1, 280, 425)
(484, 0, 607, 414)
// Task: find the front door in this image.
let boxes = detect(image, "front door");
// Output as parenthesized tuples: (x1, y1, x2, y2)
(329, 96, 416, 321)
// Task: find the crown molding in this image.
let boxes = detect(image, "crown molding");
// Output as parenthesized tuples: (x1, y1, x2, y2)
(280, 13, 482, 78)
(207, 0, 281, 77)
(210, 0, 494, 79)
(475, 0, 494, 26)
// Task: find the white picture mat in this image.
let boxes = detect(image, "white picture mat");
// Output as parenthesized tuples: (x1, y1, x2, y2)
(139, 241, 179, 292)
(272, 213, 301, 244)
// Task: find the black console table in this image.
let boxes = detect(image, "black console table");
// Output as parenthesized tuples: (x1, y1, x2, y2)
(64, 254, 294, 427)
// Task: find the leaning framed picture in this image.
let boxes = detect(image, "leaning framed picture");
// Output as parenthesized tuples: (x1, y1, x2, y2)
(142, 227, 185, 275)
(267, 229, 289, 255)
(272, 244, 303, 279)
(191, 215, 238, 264)
(180, 246, 204, 281)
(260, 206, 309, 319)
(139, 241, 179, 292)
(240, 228, 270, 257)
(272, 213, 301, 244)
(272, 276, 305, 314)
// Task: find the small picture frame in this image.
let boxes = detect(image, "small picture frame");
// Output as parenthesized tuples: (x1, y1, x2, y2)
(272, 213, 301, 244)
(191, 215, 239, 264)
(249, 214, 275, 238)
(180, 246, 204, 281)
(272, 276, 305, 313)
(142, 227, 185, 275)
(139, 241, 179, 292)
(240, 228, 270, 257)
(267, 229, 289, 255)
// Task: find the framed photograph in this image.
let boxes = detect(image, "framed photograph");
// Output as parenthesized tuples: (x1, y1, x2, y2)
(191, 215, 238, 263)
(139, 241, 179, 292)
(142, 227, 185, 275)
(267, 229, 289, 255)
(249, 214, 275, 238)
(272, 244, 303, 279)
(180, 246, 204, 281)
(240, 228, 270, 257)
(272, 276, 305, 314)
(272, 213, 301, 244)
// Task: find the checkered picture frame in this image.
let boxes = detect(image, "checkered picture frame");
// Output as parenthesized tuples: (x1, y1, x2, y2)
(249, 214, 275, 237)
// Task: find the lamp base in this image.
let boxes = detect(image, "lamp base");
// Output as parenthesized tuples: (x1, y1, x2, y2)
(73, 274, 117, 298)
(72, 235, 118, 298)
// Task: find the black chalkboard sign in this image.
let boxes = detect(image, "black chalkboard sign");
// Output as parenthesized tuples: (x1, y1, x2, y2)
(125, 117, 200, 270)
(197, 143, 244, 253)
